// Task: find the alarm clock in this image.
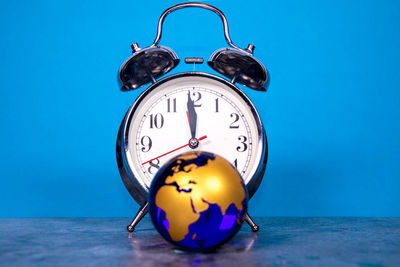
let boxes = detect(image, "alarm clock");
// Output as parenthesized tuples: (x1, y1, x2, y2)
(116, 2, 269, 232)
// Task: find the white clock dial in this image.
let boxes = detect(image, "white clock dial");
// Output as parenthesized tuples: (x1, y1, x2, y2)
(123, 74, 264, 190)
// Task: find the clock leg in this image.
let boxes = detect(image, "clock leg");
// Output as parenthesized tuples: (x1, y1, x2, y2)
(127, 203, 148, 232)
(244, 212, 259, 232)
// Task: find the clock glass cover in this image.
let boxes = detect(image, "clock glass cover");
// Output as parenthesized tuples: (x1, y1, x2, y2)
(121, 73, 264, 193)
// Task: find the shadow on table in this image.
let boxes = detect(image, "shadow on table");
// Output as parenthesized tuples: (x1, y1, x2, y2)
(124, 229, 264, 266)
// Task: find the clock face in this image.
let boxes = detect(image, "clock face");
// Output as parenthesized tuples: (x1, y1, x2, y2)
(122, 73, 264, 190)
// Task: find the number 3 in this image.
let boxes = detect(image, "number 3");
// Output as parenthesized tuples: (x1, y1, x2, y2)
(236, 135, 248, 152)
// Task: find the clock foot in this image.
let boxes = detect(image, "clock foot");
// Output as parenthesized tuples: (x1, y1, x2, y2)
(126, 203, 148, 232)
(244, 212, 259, 232)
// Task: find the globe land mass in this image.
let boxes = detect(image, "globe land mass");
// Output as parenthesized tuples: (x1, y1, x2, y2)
(155, 153, 246, 242)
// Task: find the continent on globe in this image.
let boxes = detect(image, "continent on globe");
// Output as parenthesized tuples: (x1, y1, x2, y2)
(148, 151, 248, 251)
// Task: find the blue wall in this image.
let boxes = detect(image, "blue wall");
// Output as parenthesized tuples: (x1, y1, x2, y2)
(1, 0, 399, 217)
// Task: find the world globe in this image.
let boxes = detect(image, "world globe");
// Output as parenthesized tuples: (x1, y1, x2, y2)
(148, 151, 248, 252)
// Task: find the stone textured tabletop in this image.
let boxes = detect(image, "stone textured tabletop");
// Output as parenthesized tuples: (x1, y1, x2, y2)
(0, 217, 399, 266)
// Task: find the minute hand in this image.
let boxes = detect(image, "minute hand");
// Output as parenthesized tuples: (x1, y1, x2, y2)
(187, 92, 197, 139)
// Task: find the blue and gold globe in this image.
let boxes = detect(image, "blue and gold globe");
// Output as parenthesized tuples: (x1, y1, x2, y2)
(148, 151, 248, 251)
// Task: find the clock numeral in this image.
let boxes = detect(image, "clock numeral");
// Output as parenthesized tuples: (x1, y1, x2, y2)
(233, 158, 238, 168)
(149, 113, 164, 129)
(237, 135, 248, 152)
(230, 113, 240, 129)
(215, 98, 219, 112)
(167, 98, 176, 113)
(140, 136, 152, 152)
(192, 91, 202, 107)
(148, 159, 160, 174)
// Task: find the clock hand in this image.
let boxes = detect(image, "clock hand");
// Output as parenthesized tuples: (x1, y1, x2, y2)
(186, 91, 197, 139)
(142, 135, 207, 165)
(186, 111, 192, 135)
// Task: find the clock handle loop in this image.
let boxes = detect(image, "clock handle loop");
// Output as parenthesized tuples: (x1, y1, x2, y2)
(151, 2, 240, 50)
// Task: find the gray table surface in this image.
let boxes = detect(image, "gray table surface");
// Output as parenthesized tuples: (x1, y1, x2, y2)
(0, 217, 399, 266)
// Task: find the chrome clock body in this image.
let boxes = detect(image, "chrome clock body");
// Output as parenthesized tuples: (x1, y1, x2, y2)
(117, 72, 268, 207)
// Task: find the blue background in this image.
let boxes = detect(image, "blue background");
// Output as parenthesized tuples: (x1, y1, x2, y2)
(0, 0, 399, 217)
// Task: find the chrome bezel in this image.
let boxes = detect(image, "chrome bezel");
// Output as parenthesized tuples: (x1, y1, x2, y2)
(116, 72, 268, 206)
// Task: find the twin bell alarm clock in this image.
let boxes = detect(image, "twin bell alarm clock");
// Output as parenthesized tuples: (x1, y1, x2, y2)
(116, 2, 269, 233)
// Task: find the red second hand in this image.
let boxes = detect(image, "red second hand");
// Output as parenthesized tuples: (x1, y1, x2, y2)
(142, 135, 207, 165)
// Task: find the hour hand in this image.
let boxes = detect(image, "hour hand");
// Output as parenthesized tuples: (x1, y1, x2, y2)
(187, 91, 197, 139)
